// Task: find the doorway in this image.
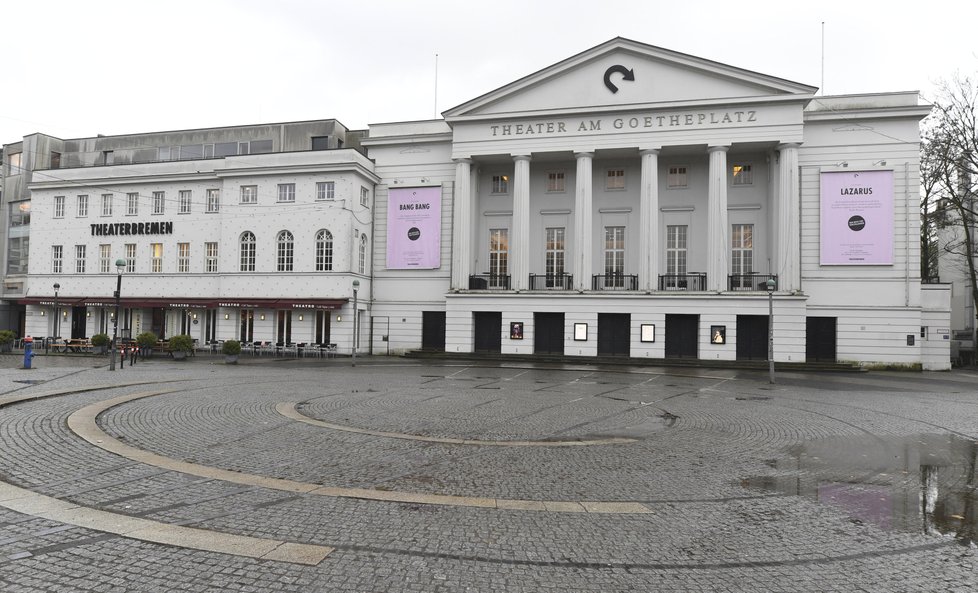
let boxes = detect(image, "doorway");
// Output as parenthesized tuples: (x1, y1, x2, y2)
(736, 315, 769, 360)
(71, 306, 86, 339)
(806, 317, 837, 362)
(665, 314, 699, 358)
(422, 311, 446, 351)
(597, 313, 630, 356)
(534, 312, 565, 354)
(473, 312, 502, 353)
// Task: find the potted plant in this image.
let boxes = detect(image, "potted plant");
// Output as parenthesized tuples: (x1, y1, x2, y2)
(221, 339, 241, 364)
(168, 334, 194, 360)
(136, 332, 158, 358)
(90, 333, 110, 354)
(0, 329, 15, 353)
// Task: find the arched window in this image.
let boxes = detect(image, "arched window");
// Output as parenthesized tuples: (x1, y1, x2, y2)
(239, 231, 256, 272)
(359, 233, 368, 274)
(277, 230, 294, 272)
(315, 229, 333, 272)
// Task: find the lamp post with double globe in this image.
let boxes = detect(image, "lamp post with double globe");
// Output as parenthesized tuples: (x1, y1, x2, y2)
(109, 259, 126, 371)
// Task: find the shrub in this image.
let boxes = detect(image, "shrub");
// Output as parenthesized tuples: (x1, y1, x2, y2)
(221, 339, 242, 355)
(0, 329, 15, 345)
(90, 333, 110, 347)
(168, 334, 194, 353)
(136, 332, 158, 349)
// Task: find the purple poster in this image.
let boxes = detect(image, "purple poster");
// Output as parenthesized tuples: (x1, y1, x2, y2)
(820, 170, 894, 265)
(386, 186, 441, 269)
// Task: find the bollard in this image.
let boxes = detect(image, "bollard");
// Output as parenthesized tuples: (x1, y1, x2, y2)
(23, 336, 35, 369)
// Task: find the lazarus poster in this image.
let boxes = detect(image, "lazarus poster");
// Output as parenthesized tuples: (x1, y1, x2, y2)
(819, 170, 894, 265)
(386, 186, 441, 269)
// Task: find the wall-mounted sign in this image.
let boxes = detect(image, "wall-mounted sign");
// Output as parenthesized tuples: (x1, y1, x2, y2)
(640, 324, 656, 343)
(386, 187, 441, 269)
(603, 64, 635, 93)
(711, 325, 727, 345)
(574, 323, 588, 341)
(820, 170, 894, 265)
(91, 222, 174, 236)
(510, 322, 524, 340)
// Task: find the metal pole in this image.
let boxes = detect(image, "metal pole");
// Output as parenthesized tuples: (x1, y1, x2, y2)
(768, 288, 775, 384)
(53, 283, 60, 342)
(110, 271, 121, 371)
(352, 287, 358, 367)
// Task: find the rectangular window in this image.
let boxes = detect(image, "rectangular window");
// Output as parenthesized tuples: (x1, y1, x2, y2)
(240, 185, 258, 204)
(179, 190, 192, 214)
(604, 226, 625, 286)
(731, 224, 754, 275)
(206, 189, 220, 212)
(547, 171, 565, 193)
(732, 164, 753, 186)
(99, 244, 111, 273)
(54, 196, 65, 218)
(153, 191, 165, 214)
(101, 194, 113, 217)
(278, 183, 295, 203)
(489, 228, 509, 288)
(205, 242, 218, 273)
(606, 169, 625, 190)
(151, 243, 163, 273)
(52, 245, 63, 274)
(666, 225, 688, 276)
(7, 152, 21, 173)
(545, 227, 565, 286)
(667, 166, 688, 188)
(177, 242, 190, 273)
(316, 181, 335, 201)
(125, 244, 136, 273)
(491, 174, 509, 194)
(75, 245, 86, 273)
(127, 192, 139, 215)
(77, 195, 89, 217)
(360, 186, 369, 207)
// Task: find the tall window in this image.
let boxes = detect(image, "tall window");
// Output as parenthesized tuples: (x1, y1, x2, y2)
(77, 195, 89, 217)
(127, 192, 139, 215)
(604, 226, 625, 286)
(315, 230, 333, 271)
(545, 227, 565, 286)
(489, 228, 508, 287)
(179, 190, 192, 214)
(52, 245, 63, 274)
(732, 164, 753, 186)
(731, 224, 754, 275)
(606, 169, 625, 190)
(125, 244, 136, 273)
(240, 232, 256, 272)
(666, 225, 688, 288)
(152, 191, 165, 214)
(101, 194, 113, 216)
(206, 189, 220, 212)
(240, 185, 258, 204)
(277, 230, 294, 271)
(360, 186, 369, 207)
(151, 243, 163, 273)
(205, 242, 218, 273)
(359, 234, 368, 274)
(75, 245, 86, 273)
(99, 244, 111, 273)
(316, 181, 335, 201)
(177, 242, 190, 273)
(277, 183, 295, 203)
(547, 172, 565, 192)
(54, 196, 65, 218)
(667, 166, 688, 189)
(491, 174, 509, 194)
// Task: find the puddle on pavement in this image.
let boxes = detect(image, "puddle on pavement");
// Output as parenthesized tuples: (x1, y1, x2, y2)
(741, 433, 977, 544)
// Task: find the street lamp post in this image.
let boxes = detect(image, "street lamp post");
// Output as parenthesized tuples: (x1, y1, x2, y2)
(766, 278, 776, 384)
(352, 279, 360, 367)
(53, 283, 61, 342)
(109, 259, 126, 371)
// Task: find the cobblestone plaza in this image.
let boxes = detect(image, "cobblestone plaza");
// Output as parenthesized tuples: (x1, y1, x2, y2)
(0, 354, 975, 591)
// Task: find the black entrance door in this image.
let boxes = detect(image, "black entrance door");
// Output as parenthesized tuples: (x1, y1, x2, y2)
(597, 313, 630, 356)
(152, 307, 166, 339)
(473, 312, 502, 353)
(665, 314, 699, 358)
(534, 312, 564, 354)
(71, 306, 87, 339)
(421, 311, 446, 351)
(736, 315, 769, 360)
(806, 317, 837, 362)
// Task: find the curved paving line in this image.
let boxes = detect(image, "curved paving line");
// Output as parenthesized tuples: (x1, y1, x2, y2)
(278, 402, 638, 447)
(68, 390, 651, 514)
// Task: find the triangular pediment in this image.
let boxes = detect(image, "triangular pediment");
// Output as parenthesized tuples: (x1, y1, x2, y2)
(444, 38, 816, 120)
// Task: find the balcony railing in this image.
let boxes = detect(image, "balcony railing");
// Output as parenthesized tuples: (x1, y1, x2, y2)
(922, 275, 942, 284)
(468, 274, 511, 290)
(529, 273, 574, 290)
(592, 274, 639, 291)
(658, 273, 707, 291)
(728, 273, 778, 291)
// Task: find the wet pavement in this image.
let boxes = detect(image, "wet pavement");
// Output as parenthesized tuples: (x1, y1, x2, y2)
(0, 353, 976, 592)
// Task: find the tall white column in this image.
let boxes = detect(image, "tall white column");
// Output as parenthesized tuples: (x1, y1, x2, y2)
(451, 158, 473, 290)
(640, 149, 660, 291)
(574, 152, 594, 291)
(777, 143, 800, 292)
(707, 146, 729, 292)
(511, 155, 531, 291)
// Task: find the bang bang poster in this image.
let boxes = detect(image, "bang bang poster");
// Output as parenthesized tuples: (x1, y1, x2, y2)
(386, 186, 441, 269)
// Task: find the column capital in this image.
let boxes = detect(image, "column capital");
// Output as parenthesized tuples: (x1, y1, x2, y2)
(707, 145, 730, 154)
(776, 142, 802, 151)
(453, 157, 474, 165)
(574, 151, 595, 159)
(512, 154, 532, 163)
(639, 148, 661, 156)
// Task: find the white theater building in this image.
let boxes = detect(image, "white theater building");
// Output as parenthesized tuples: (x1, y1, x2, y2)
(10, 38, 950, 369)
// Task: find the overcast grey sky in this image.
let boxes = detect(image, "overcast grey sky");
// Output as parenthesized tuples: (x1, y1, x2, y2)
(3, 0, 976, 143)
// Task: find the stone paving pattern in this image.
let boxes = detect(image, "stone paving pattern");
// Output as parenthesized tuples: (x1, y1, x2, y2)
(0, 352, 976, 591)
